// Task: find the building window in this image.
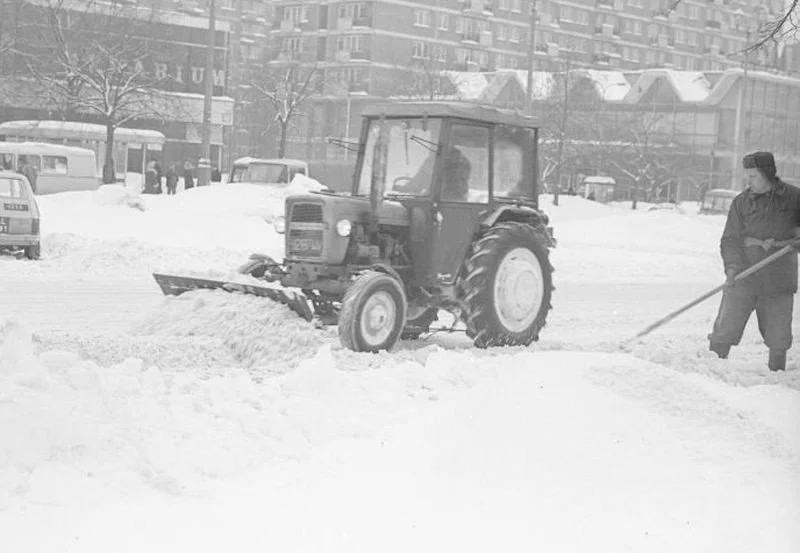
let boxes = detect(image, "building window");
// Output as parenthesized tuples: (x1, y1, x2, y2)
(438, 13, 449, 30)
(411, 41, 430, 59)
(413, 9, 432, 27)
(687, 31, 697, 46)
(496, 23, 506, 40)
(560, 6, 589, 25)
(645, 50, 655, 65)
(338, 3, 367, 19)
(434, 45, 447, 62)
(685, 56, 695, 70)
(337, 35, 363, 52)
(499, 0, 510, 9)
(631, 48, 640, 62)
(282, 37, 304, 54)
(689, 5, 699, 19)
(509, 26, 521, 42)
(626, 0, 643, 6)
(675, 29, 686, 43)
(284, 4, 309, 23)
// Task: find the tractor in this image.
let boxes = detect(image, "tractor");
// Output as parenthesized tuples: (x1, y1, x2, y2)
(154, 102, 556, 352)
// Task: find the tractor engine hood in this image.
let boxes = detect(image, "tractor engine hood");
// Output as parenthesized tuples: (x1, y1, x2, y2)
(287, 193, 410, 227)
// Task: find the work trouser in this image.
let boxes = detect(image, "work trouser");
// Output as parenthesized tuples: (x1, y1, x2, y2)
(709, 285, 794, 351)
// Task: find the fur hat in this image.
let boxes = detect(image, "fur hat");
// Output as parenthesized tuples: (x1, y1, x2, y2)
(742, 151, 777, 180)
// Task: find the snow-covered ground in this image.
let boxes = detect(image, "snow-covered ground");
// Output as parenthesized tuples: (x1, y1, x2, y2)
(1, 186, 798, 552)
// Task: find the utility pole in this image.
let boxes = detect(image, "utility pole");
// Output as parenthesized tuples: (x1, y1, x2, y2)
(198, 0, 216, 187)
(525, 0, 538, 114)
(731, 27, 750, 191)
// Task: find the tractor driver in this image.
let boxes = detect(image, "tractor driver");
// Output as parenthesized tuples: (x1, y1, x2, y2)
(397, 146, 471, 201)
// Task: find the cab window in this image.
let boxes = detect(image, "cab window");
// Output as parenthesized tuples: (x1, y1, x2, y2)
(446, 123, 489, 203)
(42, 155, 68, 174)
(494, 126, 536, 199)
(0, 177, 24, 198)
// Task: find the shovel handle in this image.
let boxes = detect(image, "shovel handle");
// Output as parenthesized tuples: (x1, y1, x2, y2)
(626, 243, 796, 343)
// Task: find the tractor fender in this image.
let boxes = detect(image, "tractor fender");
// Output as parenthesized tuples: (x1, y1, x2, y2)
(482, 205, 548, 228)
(482, 206, 555, 248)
(368, 263, 404, 286)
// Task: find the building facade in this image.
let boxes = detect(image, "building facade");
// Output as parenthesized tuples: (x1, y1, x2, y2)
(0, 0, 235, 172)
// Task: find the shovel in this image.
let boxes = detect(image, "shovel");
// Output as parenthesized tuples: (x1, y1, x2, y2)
(623, 243, 797, 345)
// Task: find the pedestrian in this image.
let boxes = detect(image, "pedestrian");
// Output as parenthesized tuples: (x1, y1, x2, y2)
(708, 151, 800, 371)
(165, 163, 178, 195)
(144, 161, 160, 194)
(183, 161, 195, 190)
(211, 164, 221, 183)
(17, 156, 38, 194)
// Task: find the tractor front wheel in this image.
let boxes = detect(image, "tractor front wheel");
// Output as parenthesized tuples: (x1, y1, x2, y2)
(338, 271, 407, 352)
(459, 223, 553, 348)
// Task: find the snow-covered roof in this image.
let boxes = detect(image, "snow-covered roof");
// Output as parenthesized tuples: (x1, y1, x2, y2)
(505, 70, 555, 100)
(581, 70, 631, 102)
(624, 69, 711, 103)
(441, 71, 490, 101)
(0, 120, 166, 144)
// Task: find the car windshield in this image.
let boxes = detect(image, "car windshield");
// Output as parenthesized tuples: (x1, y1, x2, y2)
(356, 117, 442, 197)
(244, 163, 291, 185)
(0, 177, 24, 198)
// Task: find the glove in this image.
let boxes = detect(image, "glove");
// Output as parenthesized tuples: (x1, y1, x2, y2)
(725, 269, 737, 288)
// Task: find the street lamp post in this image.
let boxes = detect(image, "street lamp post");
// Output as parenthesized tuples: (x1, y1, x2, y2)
(731, 26, 750, 190)
(198, 0, 216, 187)
(525, 0, 538, 114)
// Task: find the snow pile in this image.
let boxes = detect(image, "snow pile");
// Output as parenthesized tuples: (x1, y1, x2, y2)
(0, 316, 487, 507)
(133, 290, 330, 371)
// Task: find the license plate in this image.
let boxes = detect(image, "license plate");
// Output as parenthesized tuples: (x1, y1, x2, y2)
(290, 238, 322, 253)
(0, 217, 7, 234)
(3, 203, 28, 212)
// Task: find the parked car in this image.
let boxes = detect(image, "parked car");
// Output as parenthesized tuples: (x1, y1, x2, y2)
(229, 157, 310, 187)
(0, 171, 40, 259)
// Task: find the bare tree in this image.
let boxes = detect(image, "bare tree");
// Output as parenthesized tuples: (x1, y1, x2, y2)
(664, 0, 798, 52)
(0, 0, 24, 58)
(611, 106, 693, 209)
(251, 62, 322, 158)
(21, 0, 180, 183)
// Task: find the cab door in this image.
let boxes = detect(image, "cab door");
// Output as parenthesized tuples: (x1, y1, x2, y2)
(431, 121, 492, 283)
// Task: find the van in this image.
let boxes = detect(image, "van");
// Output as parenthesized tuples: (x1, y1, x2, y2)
(0, 141, 99, 195)
(0, 171, 40, 259)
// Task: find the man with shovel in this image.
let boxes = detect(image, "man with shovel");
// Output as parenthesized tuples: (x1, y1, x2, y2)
(708, 152, 800, 371)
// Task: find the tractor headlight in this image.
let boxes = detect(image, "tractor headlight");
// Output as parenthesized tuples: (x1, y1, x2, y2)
(336, 218, 352, 237)
(273, 215, 286, 234)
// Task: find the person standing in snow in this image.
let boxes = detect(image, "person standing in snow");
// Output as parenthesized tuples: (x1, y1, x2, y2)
(708, 151, 800, 371)
(183, 161, 195, 190)
(165, 163, 179, 195)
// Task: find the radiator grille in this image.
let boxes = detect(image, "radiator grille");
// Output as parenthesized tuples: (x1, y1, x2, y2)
(290, 203, 323, 223)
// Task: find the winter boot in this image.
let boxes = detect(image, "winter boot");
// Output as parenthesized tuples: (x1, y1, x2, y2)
(709, 342, 731, 359)
(768, 349, 786, 372)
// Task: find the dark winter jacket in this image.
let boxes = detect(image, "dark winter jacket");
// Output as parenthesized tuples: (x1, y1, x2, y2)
(720, 179, 800, 296)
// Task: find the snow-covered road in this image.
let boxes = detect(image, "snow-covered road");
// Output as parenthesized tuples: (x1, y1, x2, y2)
(1, 187, 798, 552)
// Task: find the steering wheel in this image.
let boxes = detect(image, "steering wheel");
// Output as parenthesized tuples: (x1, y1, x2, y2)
(393, 175, 413, 188)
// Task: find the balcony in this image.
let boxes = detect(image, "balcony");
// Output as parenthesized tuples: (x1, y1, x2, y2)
(705, 20, 721, 29)
(338, 17, 353, 30)
(460, 31, 481, 43)
(479, 31, 493, 47)
(352, 16, 372, 27)
(596, 0, 614, 9)
(277, 19, 299, 32)
(593, 53, 611, 64)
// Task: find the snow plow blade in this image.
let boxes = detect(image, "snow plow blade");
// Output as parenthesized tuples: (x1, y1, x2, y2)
(152, 273, 314, 322)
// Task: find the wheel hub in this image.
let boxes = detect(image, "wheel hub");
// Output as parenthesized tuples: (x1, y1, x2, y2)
(493, 247, 544, 333)
(360, 291, 397, 346)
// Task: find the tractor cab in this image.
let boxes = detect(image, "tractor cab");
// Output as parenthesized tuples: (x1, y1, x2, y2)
(352, 102, 542, 287)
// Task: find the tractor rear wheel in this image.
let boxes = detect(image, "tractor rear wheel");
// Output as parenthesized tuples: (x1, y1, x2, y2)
(459, 223, 552, 348)
(338, 270, 407, 352)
